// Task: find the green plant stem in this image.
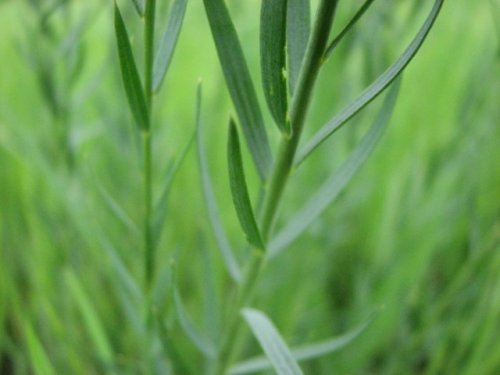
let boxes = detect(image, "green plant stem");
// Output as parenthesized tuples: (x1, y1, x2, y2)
(143, 131, 154, 291)
(142, 0, 156, 293)
(143, 0, 156, 370)
(213, 2, 338, 374)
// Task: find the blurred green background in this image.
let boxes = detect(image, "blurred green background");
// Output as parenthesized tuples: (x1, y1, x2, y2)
(0, 0, 499, 374)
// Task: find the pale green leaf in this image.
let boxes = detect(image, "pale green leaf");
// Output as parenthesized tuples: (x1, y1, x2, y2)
(152, 134, 194, 248)
(86, 163, 140, 235)
(65, 269, 114, 370)
(153, 0, 188, 92)
(231, 314, 375, 374)
(242, 308, 303, 375)
(196, 84, 242, 282)
(261, 0, 289, 133)
(96, 230, 142, 303)
(203, 0, 273, 181)
(23, 321, 56, 375)
(296, 0, 444, 165)
(287, 0, 310, 94)
(157, 318, 197, 375)
(227, 120, 265, 250)
(324, 0, 376, 59)
(174, 288, 217, 358)
(114, 2, 149, 131)
(269, 78, 401, 257)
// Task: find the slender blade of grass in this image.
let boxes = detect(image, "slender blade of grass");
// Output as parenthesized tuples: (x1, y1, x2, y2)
(196, 84, 242, 282)
(324, 0, 376, 59)
(227, 119, 265, 251)
(157, 318, 197, 375)
(260, 0, 289, 134)
(242, 308, 303, 375)
(86, 163, 140, 235)
(174, 288, 217, 358)
(96, 230, 142, 303)
(200, 241, 219, 343)
(230, 313, 375, 374)
(131, 0, 145, 16)
(114, 2, 149, 131)
(203, 0, 273, 181)
(152, 0, 188, 92)
(269, 78, 401, 257)
(296, 0, 443, 165)
(287, 0, 311, 94)
(152, 134, 194, 248)
(65, 269, 114, 371)
(23, 320, 56, 375)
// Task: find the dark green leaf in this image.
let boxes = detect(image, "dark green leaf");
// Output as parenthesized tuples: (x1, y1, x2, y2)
(261, 0, 289, 133)
(196, 84, 242, 282)
(269, 78, 401, 257)
(324, 0, 376, 59)
(296, 0, 444, 165)
(242, 308, 303, 375)
(114, 2, 149, 131)
(227, 120, 265, 250)
(153, 0, 188, 92)
(203, 0, 273, 181)
(287, 0, 310, 94)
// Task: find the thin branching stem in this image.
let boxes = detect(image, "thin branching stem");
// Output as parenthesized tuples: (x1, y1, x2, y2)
(213, 2, 339, 373)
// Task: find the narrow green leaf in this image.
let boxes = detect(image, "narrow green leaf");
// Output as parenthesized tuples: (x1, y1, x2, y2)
(131, 0, 145, 16)
(242, 308, 303, 375)
(261, 0, 289, 133)
(174, 288, 217, 358)
(157, 318, 197, 375)
(270, 78, 401, 257)
(153, 0, 188, 92)
(196, 84, 242, 282)
(96, 230, 142, 302)
(65, 269, 114, 370)
(23, 320, 57, 375)
(227, 120, 265, 250)
(324, 0, 376, 59)
(114, 2, 149, 131)
(200, 242, 219, 342)
(86, 163, 140, 235)
(152, 134, 194, 248)
(231, 314, 375, 374)
(296, 0, 444, 165)
(203, 0, 273, 181)
(287, 0, 311, 94)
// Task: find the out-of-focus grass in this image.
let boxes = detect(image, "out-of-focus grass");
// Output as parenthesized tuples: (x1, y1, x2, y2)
(0, 0, 498, 374)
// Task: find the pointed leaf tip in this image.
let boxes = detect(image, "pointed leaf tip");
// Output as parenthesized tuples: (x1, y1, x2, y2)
(114, 2, 149, 131)
(242, 308, 303, 375)
(203, 0, 273, 180)
(297, 0, 444, 164)
(261, 0, 289, 133)
(227, 119, 265, 250)
(153, 0, 188, 92)
(196, 86, 242, 282)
